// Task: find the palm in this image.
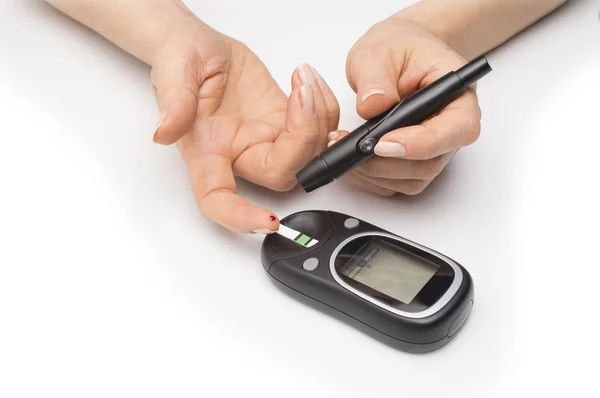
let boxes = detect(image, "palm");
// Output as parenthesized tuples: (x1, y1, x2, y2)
(154, 26, 339, 232)
(189, 40, 291, 187)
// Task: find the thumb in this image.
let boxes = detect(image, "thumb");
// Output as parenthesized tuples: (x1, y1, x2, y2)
(150, 49, 200, 145)
(346, 45, 401, 120)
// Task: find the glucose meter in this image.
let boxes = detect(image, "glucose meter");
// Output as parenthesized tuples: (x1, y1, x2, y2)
(261, 210, 474, 353)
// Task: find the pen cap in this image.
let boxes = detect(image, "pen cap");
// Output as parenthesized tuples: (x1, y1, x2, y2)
(296, 156, 333, 192)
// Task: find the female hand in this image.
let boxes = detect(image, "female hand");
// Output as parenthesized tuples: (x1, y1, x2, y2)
(152, 16, 339, 233)
(329, 17, 481, 196)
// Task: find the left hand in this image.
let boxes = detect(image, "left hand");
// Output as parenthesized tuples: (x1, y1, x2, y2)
(152, 17, 339, 233)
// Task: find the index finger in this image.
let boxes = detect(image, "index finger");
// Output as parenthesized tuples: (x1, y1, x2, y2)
(178, 137, 280, 234)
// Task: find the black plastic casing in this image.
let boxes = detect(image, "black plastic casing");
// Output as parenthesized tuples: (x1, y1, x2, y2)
(296, 55, 492, 192)
(261, 210, 474, 353)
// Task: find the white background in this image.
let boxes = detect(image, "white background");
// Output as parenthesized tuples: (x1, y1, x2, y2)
(1, 1, 599, 397)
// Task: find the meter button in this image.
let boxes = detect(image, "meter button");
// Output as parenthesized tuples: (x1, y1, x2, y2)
(303, 258, 319, 271)
(344, 218, 360, 229)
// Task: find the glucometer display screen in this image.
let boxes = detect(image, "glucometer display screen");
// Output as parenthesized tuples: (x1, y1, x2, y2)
(339, 238, 439, 304)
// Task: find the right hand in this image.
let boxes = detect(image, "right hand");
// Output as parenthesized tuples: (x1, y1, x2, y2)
(328, 17, 482, 196)
(151, 15, 339, 234)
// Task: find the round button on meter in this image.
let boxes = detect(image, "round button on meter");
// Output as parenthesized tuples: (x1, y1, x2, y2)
(302, 258, 319, 271)
(344, 218, 359, 229)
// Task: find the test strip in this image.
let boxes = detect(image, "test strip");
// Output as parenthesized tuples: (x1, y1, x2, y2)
(277, 224, 318, 248)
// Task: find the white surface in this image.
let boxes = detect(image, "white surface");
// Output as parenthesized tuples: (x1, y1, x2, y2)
(1, 1, 599, 397)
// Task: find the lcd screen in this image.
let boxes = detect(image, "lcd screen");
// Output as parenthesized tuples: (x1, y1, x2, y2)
(340, 239, 439, 304)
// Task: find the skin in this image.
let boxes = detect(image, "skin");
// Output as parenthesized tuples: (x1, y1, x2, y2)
(44, 0, 567, 230)
(45, 0, 339, 234)
(336, 0, 569, 196)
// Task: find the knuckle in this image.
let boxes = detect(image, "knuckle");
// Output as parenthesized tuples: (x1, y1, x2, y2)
(462, 113, 481, 145)
(358, 161, 379, 177)
(263, 171, 297, 192)
(346, 41, 393, 86)
(377, 188, 397, 197)
(471, 115, 482, 142)
(402, 179, 428, 196)
(419, 156, 446, 179)
(315, 109, 330, 120)
(415, 130, 437, 159)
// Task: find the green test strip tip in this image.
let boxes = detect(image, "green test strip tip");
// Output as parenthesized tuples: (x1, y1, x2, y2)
(295, 234, 311, 245)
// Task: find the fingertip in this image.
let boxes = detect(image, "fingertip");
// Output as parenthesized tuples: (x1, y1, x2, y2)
(250, 211, 281, 235)
(152, 111, 167, 144)
(360, 89, 386, 103)
(153, 115, 188, 145)
(287, 83, 318, 131)
(373, 141, 407, 158)
(356, 91, 399, 120)
(327, 129, 349, 141)
(299, 84, 315, 114)
(153, 93, 197, 145)
(200, 191, 281, 234)
(291, 66, 303, 90)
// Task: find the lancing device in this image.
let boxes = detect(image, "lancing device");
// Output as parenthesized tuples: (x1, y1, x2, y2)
(296, 55, 492, 192)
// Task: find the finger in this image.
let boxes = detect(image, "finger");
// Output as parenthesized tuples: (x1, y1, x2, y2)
(295, 64, 330, 143)
(311, 67, 341, 133)
(151, 46, 201, 145)
(357, 152, 454, 180)
(233, 82, 320, 191)
(343, 172, 396, 197)
(353, 169, 432, 196)
(326, 129, 349, 148)
(374, 91, 481, 160)
(397, 50, 471, 98)
(178, 135, 280, 234)
(346, 44, 400, 120)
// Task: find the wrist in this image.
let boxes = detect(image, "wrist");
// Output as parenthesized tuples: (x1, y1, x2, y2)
(389, 4, 458, 46)
(390, 0, 569, 60)
(139, 1, 201, 64)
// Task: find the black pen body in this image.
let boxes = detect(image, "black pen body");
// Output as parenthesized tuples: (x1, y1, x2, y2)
(296, 55, 492, 192)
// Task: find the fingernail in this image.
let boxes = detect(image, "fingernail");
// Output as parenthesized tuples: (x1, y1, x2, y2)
(327, 140, 336, 147)
(252, 228, 276, 234)
(298, 63, 318, 88)
(328, 131, 339, 141)
(361, 89, 385, 103)
(374, 142, 407, 157)
(311, 67, 328, 90)
(153, 111, 167, 143)
(300, 84, 315, 114)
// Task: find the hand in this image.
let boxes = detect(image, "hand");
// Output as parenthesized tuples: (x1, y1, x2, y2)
(330, 17, 481, 196)
(151, 16, 339, 233)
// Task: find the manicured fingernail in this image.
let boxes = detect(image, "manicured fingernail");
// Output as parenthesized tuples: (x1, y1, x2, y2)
(269, 215, 277, 222)
(328, 131, 339, 141)
(327, 140, 336, 147)
(153, 111, 167, 143)
(298, 63, 318, 87)
(300, 84, 315, 113)
(311, 67, 328, 90)
(374, 142, 407, 157)
(252, 228, 276, 234)
(361, 89, 385, 103)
